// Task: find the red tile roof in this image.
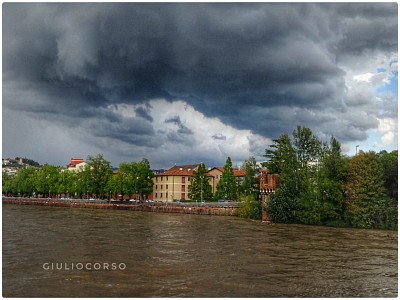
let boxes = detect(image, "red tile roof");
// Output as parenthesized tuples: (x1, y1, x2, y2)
(233, 170, 246, 177)
(67, 158, 85, 168)
(156, 169, 194, 176)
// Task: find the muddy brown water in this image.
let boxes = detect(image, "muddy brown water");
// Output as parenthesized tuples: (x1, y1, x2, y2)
(2, 205, 398, 297)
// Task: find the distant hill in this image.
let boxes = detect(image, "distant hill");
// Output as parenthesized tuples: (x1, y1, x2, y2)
(2, 157, 41, 169)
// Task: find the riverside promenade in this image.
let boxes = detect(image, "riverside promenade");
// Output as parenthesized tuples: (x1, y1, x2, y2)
(2, 197, 239, 216)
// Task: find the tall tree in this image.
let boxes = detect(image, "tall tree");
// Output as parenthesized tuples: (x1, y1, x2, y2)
(240, 156, 260, 199)
(345, 151, 395, 228)
(116, 158, 154, 200)
(188, 163, 212, 201)
(85, 154, 112, 198)
(264, 133, 301, 223)
(215, 157, 238, 201)
(134, 158, 154, 200)
(317, 137, 348, 224)
(34, 164, 60, 197)
(377, 150, 398, 201)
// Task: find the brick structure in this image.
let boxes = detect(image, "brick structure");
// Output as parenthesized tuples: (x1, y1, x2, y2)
(259, 170, 280, 222)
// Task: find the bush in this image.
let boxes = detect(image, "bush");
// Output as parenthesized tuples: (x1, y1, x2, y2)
(237, 195, 261, 220)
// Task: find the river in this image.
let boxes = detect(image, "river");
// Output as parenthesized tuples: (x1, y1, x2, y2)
(2, 205, 398, 297)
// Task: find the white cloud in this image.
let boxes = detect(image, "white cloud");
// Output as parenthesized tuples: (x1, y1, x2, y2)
(377, 117, 397, 146)
(106, 99, 272, 168)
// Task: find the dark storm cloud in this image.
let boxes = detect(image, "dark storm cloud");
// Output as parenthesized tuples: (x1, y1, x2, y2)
(3, 2, 397, 158)
(212, 133, 227, 141)
(165, 115, 193, 135)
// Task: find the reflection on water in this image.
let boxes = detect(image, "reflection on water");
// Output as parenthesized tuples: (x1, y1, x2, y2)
(2, 205, 398, 297)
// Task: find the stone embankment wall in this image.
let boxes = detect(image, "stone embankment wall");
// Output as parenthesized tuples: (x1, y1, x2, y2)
(2, 198, 238, 217)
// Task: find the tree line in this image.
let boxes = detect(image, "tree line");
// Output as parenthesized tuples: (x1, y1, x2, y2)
(2, 154, 154, 201)
(187, 156, 260, 203)
(2, 125, 397, 230)
(263, 125, 397, 230)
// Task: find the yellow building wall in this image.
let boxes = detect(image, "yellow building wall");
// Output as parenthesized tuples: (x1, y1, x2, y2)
(206, 168, 223, 194)
(153, 175, 192, 202)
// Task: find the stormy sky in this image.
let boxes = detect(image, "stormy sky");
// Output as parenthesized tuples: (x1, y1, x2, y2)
(2, 3, 398, 169)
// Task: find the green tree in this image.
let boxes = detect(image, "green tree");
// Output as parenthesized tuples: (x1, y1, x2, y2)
(116, 158, 154, 200)
(9, 167, 37, 197)
(240, 156, 260, 199)
(264, 133, 301, 223)
(34, 164, 60, 197)
(57, 169, 76, 197)
(264, 134, 296, 174)
(215, 157, 238, 201)
(264, 127, 349, 225)
(292, 126, 324, 224)
(189, 163, 212, 201)
(377, 150, 398, 200)
(292, 125, 322, 167)
(237, 195, 261, 219)
(345, 151, 396, 229)
(133, 158, 154, 200)
(85, 154, 112, 198)
(317, 137, 348, 225)
(2, 171, 13, 196)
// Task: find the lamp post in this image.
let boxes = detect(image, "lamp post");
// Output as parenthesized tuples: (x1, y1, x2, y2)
(201, 174, 203, 203)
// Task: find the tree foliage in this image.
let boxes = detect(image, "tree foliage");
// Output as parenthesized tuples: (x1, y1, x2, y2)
(3, 155, 154, 200)
(345, 151, 396, 229)
(264, 126, 397, 230)
(240, 156, 260, 199)
(188, 163, 212, 201)
(215, 157, 238, 201)
(84, 154, 112, 198)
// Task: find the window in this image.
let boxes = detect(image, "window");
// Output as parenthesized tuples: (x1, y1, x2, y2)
(156, 185, 158, 189)
(155, 193, 158, 198)
(161, 185, 163, 190)
(161, 193, 163, 198)
(181, 185, 185, 192)
(181, 193, 185, 200)
(182, 176, 186, 183)
(166, 184, 168, 190)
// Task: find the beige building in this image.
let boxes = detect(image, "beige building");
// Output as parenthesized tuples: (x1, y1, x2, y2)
(153, 164, 246, 202)
(153, 164, 199, 202)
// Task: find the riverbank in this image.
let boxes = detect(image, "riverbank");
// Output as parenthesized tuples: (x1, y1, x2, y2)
(2, 197, 239, 216)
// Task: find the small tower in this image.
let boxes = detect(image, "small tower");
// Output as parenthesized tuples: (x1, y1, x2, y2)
(259, 170, 280, 222)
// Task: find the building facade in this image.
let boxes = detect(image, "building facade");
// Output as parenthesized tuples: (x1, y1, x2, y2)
(153, 164, 246, 202)
(66, 158, 87, 172)
(153, 164, 199, 202)
(207, 167, 246, 194)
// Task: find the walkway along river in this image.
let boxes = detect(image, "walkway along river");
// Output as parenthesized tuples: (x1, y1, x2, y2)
(2, 197, 239, 216)
(2, 200, 398, 297)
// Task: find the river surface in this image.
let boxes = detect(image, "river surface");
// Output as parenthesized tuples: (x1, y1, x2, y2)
(2, 205, 398, 297)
